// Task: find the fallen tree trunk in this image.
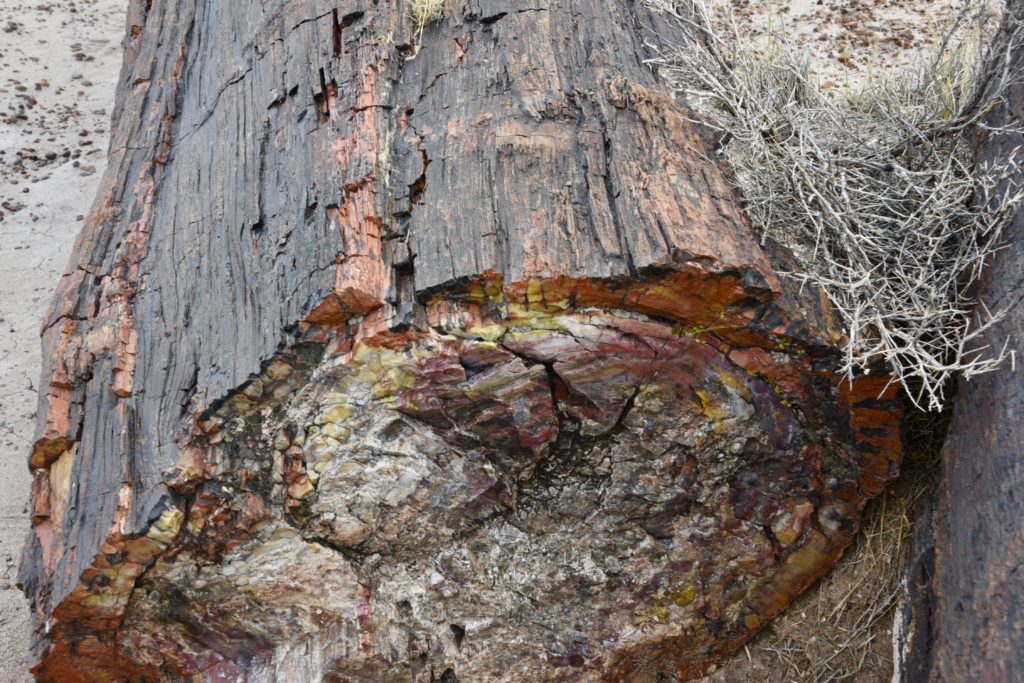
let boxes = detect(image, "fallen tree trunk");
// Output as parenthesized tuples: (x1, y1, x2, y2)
(19, 1, 901, 680)
(910, 5, 1024, 680)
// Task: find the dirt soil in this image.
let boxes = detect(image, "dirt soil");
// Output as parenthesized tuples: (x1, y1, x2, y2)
(707, 0, 997, 88)
(0, 0, 993, 681)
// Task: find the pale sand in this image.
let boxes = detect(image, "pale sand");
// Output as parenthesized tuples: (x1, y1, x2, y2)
(707, 0, 995, 89)
(0, 0, 125, 679)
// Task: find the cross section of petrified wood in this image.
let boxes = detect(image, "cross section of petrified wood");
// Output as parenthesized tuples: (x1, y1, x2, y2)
(19, 1, 901, 681)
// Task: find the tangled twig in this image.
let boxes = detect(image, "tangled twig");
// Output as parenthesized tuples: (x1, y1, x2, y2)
(645, 0, 1023, 411)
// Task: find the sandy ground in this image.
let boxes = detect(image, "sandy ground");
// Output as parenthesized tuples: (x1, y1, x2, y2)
(0, 0, 125, 679)
(708, 0, 996, 87)
(0, 0, 997, 681)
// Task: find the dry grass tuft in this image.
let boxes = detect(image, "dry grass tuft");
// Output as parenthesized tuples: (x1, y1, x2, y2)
(645, 0, 1024, 411)
(410, 0, 444, 41)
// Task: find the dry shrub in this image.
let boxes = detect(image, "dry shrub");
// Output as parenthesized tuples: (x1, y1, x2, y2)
(645, 0, 1023, 411)
(638, 1, 1022, 679)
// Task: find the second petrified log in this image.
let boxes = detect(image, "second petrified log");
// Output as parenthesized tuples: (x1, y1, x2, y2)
(901, 4, 1024, 680)
(20, 1, 901, 680)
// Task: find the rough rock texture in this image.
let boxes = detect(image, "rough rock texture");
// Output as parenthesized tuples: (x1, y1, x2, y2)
(917, 5, 1024, 681)
(19, 1, 901, 680)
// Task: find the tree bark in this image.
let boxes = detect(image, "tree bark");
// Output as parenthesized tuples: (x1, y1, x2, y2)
(19, 1, 901, 681)
(916, 6, 1024, 680)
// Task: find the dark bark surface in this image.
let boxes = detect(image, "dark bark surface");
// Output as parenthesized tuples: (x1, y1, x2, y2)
(19, 1, 901, 680)
(926, 9, 1024, 681)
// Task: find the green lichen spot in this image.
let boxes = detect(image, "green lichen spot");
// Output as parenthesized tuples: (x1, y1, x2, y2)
(668, 584, 696, 607)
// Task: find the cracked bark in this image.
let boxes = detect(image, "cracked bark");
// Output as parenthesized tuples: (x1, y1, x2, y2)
(20, 1, 901, 681)
(899, 4, 1024, 680)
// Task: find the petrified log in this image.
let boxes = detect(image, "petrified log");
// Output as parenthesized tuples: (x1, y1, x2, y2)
(920, 7, 1024, 681)
(19, 1, 901, 680)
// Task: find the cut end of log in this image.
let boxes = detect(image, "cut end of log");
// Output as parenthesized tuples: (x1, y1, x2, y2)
(26, 270, 900, 682)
